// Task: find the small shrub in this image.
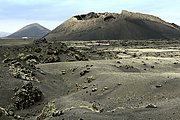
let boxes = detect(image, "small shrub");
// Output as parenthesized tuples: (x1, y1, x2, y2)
(36, 101, 63, 120)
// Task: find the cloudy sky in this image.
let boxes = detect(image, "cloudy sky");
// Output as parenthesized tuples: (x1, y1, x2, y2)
(0, 0, 179, 33)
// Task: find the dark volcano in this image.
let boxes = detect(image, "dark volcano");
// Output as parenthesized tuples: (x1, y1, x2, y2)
(45, 10, 180, 41)
(7, 23, 50, 39)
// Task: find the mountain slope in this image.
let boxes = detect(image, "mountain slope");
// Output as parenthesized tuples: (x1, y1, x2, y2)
(0, 32, 11, 38)
(7, 23, 50, 39)
(45, 10, 180, 41)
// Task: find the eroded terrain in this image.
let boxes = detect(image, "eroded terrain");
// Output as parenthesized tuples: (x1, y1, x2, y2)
(1, 39, 180, 120)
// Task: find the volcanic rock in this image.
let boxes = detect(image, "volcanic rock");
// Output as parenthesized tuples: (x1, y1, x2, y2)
(12, 82, 42, 110)
(145, 104, 157, 108)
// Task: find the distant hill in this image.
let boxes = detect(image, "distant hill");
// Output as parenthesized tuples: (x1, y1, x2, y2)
(7, 23, 50, 39)
(0, 32, 11, 38)
(45, 10, 180, 41)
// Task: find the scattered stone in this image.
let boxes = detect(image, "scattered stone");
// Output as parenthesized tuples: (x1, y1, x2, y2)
(7, 110, 14, 116)
(61, 70, 66, 75)
(74, 54, 84, 61)
(86, 64, 93, 68)
(10, 60, 18, 64)
(173, 62, 178, 64)
(86, 76, 95, 83)
(46, 49, 55, 55)
(132, 53, 137, 58)
(103, 86, 109, 91)
(13, 62, 22, 67)
(124, 65, 134, 69)
(26, 59, 38, 66)
(82, 86, 88, 89)
(86, 67, 91, 70)
(118, 83, 122, 85)
(52, 110, 63, 117)
(116, 60, 121, 64)
(17, 53, 25, 60)
(0, 107, 8, 116)
(91, 102, 103, 112)
(23, 54, 38, 61)
(14, 115, 23, 119)
(92, 103, 99, 111)
(156, 84, 162, 88)
(151, 66, 155, 68)
(145, 104, 157, 108)
(34, 47, 42, 53)
(80, 69, 90, 76)
(76, 83, 82, 91)
(38, 69, 46, 75)
(72, 67, 78, 72)
(92, 88, 98, 92)
(2, 58, 14, 63)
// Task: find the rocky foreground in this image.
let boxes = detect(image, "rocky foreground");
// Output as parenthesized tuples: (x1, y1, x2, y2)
(1, 39, 180, 119)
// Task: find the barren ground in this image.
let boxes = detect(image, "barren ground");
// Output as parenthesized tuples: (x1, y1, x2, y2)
(1, 39, 180, 120)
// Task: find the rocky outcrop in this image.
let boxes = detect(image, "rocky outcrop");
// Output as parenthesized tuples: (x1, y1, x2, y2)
(73, 12, 117, 21)
(9, 62, 38, 81)
(12, 82, 42, 110)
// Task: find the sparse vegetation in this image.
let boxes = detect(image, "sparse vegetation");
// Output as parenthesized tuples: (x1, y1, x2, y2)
(36, 101, 63, 120)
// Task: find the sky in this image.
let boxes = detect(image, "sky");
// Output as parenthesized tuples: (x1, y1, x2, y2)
(0, 0, 179, 33)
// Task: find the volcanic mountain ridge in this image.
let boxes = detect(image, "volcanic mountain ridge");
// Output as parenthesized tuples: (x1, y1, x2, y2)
(45, 10, 180, 41)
